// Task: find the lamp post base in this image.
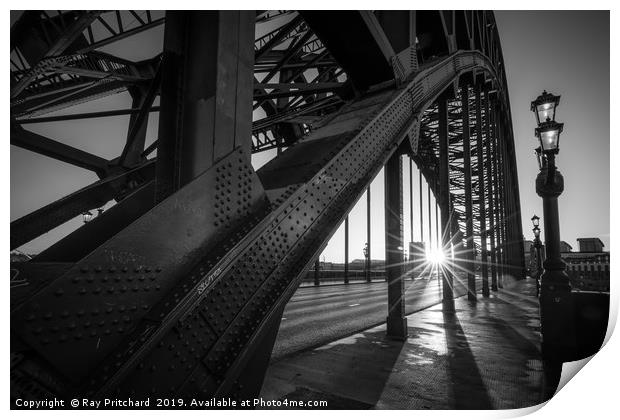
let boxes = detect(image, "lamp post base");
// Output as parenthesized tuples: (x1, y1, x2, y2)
(539, 268, 577, 362)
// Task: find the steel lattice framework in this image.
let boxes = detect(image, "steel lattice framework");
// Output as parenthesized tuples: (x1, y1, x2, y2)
(10, 10, 525, 401)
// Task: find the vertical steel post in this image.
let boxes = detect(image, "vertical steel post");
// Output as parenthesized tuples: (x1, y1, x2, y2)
(497, 120, 509, 279)
(419, 170, 424, 242)
(435, 201, 439, 249)
(493, 105, 504, 287)
(428, 183, 432, 250)
(409, 158, 414, 243)
(366, 187, 371, 282)
(156, 11, 254, 201)
(408, 158, 415, 279)
(475, 84, 489, 297)
(385, 154, 407, 339)
(344, 216, 349, 284)
(461, 86, 476, 301)
(122, 86, 149, 166)
(486, 92, 498, 292)
(438, 96, 454, 308)
(314, 259, 320, 286)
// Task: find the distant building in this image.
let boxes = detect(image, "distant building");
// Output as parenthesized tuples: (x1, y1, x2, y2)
(561, 237, 609, 292)
(349, 259, 385, 270)
(559, 241, 573, 253)
(577, 237, 605, 253)
(302, 259, 386, 284)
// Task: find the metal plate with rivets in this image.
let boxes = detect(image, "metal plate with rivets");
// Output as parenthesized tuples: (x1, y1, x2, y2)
(11, 147, 268, 383)
(157, 52, 504, 395)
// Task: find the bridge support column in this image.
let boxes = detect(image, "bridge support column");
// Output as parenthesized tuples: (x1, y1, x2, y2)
(493, 104, 504, 288)
(314, 259, 320, 286)
(438, 96, 454, 310)
(419, 170, 424, 246)
(344, 216, 349, 284)
(497, 119, 508, 283)
(156, 11, 255, 201)
(475, 84, 490, 297)
(385, 153, 407, 339)
(486, 92, 498, 292)
(366, 187, 371, 282)
(461, 85, 476, 302)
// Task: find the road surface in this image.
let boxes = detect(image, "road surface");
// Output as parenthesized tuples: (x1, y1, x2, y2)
(271, 272, 481, 361)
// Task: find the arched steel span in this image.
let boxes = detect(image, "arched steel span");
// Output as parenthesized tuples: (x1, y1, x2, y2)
(10, 11, 525, 400)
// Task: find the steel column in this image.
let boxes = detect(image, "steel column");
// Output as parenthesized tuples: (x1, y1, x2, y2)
(438, 97, 454, 308)
(475, 84, 489, 296)
(419, 170, 424, 242)
(497, 117, 508, 279)
(366, 187, 371, 282)
(428, 182, 432, 250)
(486, 92, 498, 292)
(344, 216, 349, 284)
(461, 86, 476, 301)
(155, 11, 255, 201)
(385, 154, 407, 339)
(493, 104, 504, 287)
(314, 259, 320, 286)
(409, 158, 414, 243)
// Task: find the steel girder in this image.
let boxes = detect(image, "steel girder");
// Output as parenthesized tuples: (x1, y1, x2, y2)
(11, 10, 524, 402)
(12, 49, 508, 400)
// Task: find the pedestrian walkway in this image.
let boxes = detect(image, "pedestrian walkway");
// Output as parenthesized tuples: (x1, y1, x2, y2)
(260, 277, 548, 409)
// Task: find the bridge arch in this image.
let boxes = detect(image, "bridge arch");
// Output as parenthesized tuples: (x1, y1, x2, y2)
(10, 10, 524, 400)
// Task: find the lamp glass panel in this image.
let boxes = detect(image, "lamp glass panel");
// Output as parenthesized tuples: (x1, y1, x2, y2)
(539, 128, 559, 151)
(536, 102, 556, 123)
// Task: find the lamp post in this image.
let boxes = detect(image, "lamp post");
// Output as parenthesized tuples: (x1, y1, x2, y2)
(531, 215, 543, 296)
(530, 90, 576, 360)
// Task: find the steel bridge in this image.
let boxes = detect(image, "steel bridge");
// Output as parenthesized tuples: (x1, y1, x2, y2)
(11, 10, 528, 401)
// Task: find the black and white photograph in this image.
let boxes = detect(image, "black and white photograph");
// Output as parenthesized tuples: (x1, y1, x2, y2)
(7, 4, 614, 414)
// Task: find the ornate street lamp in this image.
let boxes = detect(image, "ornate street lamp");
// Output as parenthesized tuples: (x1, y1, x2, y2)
(534, 147, 544, 170)
(530, 90, 575, 361)
(530, 90, 561, 126)
(535, 120, 564, 154)
(363, 242, 370, 282)
(531, 214, 540, 229)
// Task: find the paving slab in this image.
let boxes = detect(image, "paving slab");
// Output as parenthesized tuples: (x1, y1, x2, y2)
(260, 277, 547, 409)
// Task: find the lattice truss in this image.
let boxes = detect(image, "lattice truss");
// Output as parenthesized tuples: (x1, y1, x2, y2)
(10, 10, 524, 402)
(10, 11, 348, 251)
(416, 86, 506, 256)
(11, 11, 347, 148)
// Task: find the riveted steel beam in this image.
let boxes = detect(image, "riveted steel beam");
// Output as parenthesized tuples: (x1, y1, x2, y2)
(11, 9, 524, 401)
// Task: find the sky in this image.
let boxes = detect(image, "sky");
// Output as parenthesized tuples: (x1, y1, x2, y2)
(10, 10, 610, 263)
(495, 11, 610, 252)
